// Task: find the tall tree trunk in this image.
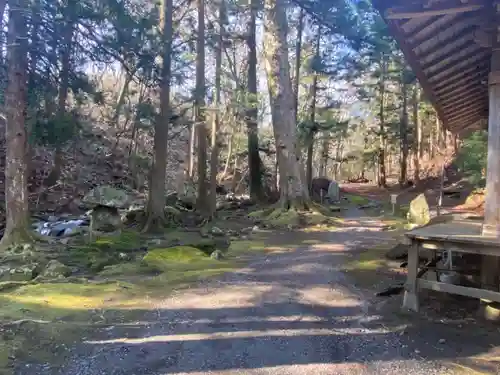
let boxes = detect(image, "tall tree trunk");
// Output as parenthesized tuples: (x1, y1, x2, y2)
(246, 0, 261, 201)
(1, 0, 31, 248)
(306, 26, 320, 192)
(25, 0, 41, 189)
(399, 79, 408, 186)
(413, 85, 421, 183)
(210, 0, 224, 215)
(111, 69, 134, 128)
(0, 0, 7, 101)
(293, 7, 304, 118)
(319, 132, 329, 176)
(144, 0, 173, 232)
(378, 58, 387, 187)
(44, 14, 74, 187)
(263, 0, 309, 209)
(195, 0, 208, 213)
(188, 120, 196, 179)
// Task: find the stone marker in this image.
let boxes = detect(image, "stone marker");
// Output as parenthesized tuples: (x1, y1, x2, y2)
(327, 181, 340, 202)
(407, 193, 430, 226)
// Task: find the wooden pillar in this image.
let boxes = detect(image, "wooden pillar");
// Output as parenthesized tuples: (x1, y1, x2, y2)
(483, 11, 500, 237)
(481, 2, 500, 295)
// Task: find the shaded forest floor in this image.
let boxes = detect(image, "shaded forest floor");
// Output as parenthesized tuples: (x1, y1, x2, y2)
(1, 200, 499, 374)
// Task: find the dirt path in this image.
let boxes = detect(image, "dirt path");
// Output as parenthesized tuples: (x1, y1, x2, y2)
(19, 211, 485, 374)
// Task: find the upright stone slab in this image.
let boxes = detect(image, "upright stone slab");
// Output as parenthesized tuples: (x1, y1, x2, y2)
(327, 180, 339, 202)
(407, 193, 430, 226)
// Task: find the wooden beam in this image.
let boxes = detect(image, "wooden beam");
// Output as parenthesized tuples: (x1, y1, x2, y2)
(446, 99, 487, 118)
(438, 82, 486, 103)
(408, 16, 442, 45)
(427, 50, 489, 82)
(421, 43, 479, 72)
(442, 94, 487, 113)
(434, 69, 488, 96)
(440, 86, 486, 105)
(384, 20, 449, 124)
(443, 96, 486, 114)
(419, 279, 500, 302)
(409, 14, 460, 47)
(432, 60, 490, 89)
(446, 103, 488, 122)
(448, 109, 487, 126)
(416, 24, 477, 61)
(386, 1, 485, 20)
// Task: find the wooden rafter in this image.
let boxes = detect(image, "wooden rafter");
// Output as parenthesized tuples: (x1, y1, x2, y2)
(372, 0, 492, 134)
(442, 92, 486, 110)
(409, 13, 459, 47)
(434, 69, 488, 95)
(421, 43, 480, 71)
(446, 103, 488, 121)
(446, 97, 487, 115)
(427, 50, 488, 81)
(440, 84, 486, 103)
(417, 25, 476, 62)
(449, 111, 486, 127)
(432, 60, 489, 88)
(386, 0, 485, 19)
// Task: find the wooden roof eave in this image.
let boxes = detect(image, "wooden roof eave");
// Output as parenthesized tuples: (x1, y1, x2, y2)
(372, 0, 491, 134)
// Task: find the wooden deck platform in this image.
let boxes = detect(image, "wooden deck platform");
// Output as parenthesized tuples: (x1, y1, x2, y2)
(405, 219, 500, 253)
(403, 219, 500, 312)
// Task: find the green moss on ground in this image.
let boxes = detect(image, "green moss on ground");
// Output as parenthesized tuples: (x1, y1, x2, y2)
(343, 194, 370, 206)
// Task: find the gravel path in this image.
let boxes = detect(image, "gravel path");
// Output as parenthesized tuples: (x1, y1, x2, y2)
(23, 212, 461, 375)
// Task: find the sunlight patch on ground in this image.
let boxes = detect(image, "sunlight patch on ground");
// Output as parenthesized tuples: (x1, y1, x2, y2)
(86, 326, 395, 345)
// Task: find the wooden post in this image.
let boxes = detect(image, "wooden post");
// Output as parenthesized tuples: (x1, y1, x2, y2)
(403, 242, 420, 312)
(481, 1, 500, 297)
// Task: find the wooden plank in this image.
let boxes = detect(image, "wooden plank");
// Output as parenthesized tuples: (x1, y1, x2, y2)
(421, 36, 478, 71)
(445, 96, 488, 114)
(447, 107, 488, 122)
(386, 1, 484, 20)
(446, 106, 487, 125)
(418, 240, 500, 256)
(416, 24, 477, 62)
(424, 47, 486, 76)
(440, 85, 486, 106)
(403, 242, 420, 312)
(427, 51, 489, 82)
(409, 13, 468, 48)
(419, 279, 500, 302)
(448, 111, 487, 128)
(408, 15, 444, 46)
(434, 70, 488, 96)
(442, 91, 487, 111)
(432, 60, 490, 89)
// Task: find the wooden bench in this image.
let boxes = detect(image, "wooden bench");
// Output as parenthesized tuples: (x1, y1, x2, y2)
(403, 220, 500, 312)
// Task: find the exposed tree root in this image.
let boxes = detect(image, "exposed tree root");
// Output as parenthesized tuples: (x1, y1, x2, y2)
(0, 225, 39, 252)
(141, 213, 168, 234)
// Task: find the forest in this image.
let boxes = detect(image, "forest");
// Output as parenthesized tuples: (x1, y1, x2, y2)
(0, 0, 466, 243)
(0, 0, 492, 371)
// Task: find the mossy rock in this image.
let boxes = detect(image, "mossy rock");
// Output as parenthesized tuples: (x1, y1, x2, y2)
(0, 280, 29, 292)
(180, 238, 218, 255)
(142, 246, 212, 272)
(40, 260, 72, 279)
(99, 262, 155, 277)
(265, 209, 301, 228)
(0, 263, 40, 282)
